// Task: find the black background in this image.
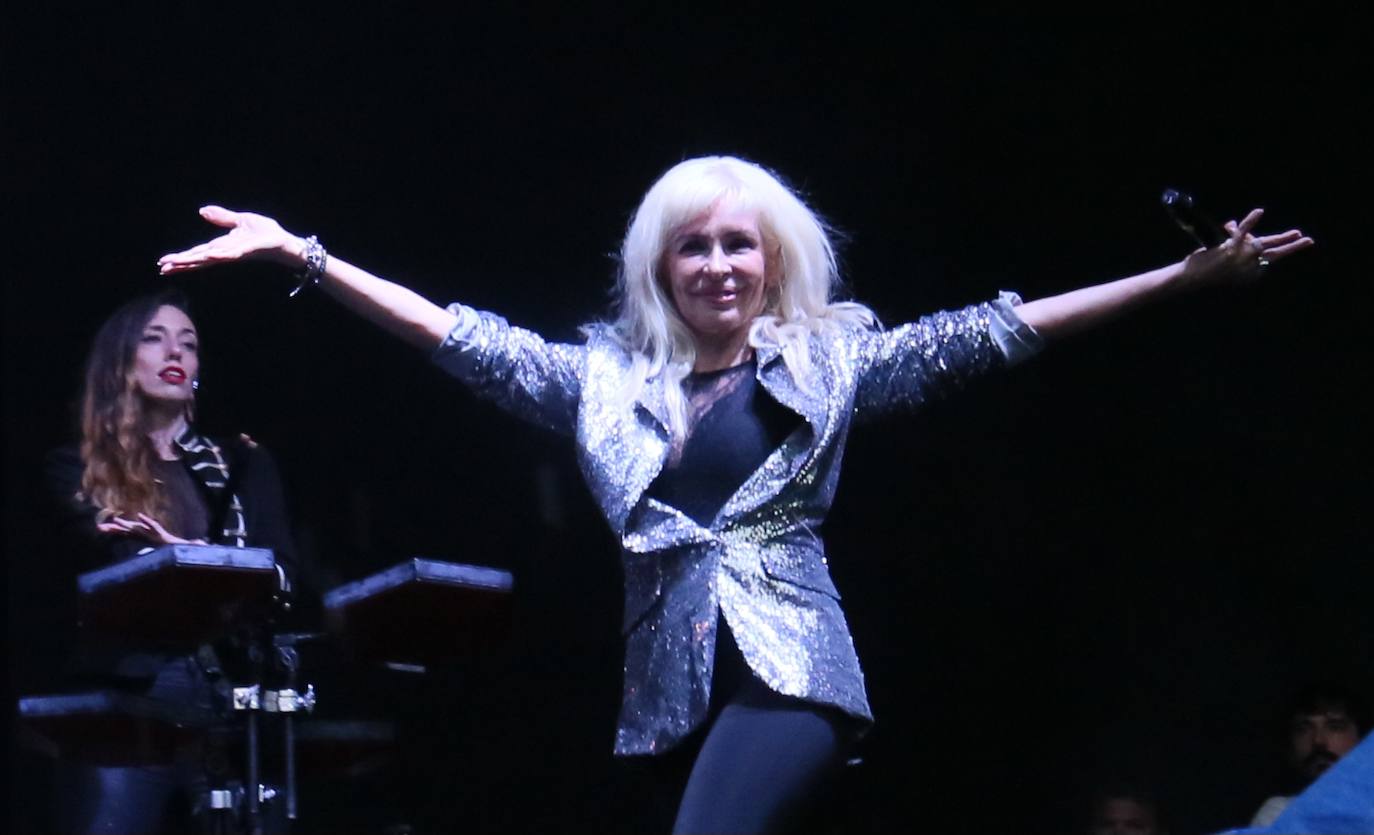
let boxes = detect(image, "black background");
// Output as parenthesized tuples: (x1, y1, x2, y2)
(5, 5, 1370, 833)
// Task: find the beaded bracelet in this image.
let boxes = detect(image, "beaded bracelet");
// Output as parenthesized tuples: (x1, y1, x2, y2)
(289, 235, 328, 297)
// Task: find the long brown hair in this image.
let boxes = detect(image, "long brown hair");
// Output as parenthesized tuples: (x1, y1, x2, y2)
(78, 292, 195, 526)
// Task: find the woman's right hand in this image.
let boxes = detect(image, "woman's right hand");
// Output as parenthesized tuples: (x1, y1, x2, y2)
(157, 206, 305, 275)
(97, 513, 208, 546)
(160, 205, 461, 349)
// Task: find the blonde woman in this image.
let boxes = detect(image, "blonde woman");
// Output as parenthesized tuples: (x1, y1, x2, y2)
(160, 156, 1310, 833)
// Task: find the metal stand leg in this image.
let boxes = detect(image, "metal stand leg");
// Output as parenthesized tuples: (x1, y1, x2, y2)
(276, 641, 301, 822)
(231, 636, 317, 834)
(233, 684, 265, 835)
(285, 714, 297, 821)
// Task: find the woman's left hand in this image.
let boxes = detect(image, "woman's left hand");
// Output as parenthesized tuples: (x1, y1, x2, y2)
(1016, 207, 1315, 341)
(1180, 208, 1314, 286)
(96, 513, 208, 546)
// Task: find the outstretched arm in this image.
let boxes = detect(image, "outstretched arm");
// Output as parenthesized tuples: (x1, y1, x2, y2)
(1015, 208, 1313, 341)
(158, 206, 457, 351)
(159, 205, 586, 433)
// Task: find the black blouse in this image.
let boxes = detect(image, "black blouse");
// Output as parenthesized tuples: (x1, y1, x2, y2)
(645, 359, 801, 528)
(42, 436, 300, 681)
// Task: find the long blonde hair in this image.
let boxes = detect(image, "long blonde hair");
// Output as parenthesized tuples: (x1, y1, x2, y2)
(77, 293, 193, 526)
(608, 156, 875, 439)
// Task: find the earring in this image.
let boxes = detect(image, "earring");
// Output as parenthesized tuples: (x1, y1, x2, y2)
(192, 379, 200, 392)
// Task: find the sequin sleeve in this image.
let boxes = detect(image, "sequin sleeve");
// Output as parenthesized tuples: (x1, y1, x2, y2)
(850, 295, 1040, 419)
(430, 303, 586, 436)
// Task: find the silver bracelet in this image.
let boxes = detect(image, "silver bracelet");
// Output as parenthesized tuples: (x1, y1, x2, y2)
(289, 235, 327, 298)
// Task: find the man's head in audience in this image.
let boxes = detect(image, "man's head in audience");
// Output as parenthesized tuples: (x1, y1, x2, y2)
(1282, 682, 1370, 787)
(1088, 786, 1166, 835)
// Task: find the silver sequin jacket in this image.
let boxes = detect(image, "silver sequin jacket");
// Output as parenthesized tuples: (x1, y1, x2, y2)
(432, 295, 1041, 755)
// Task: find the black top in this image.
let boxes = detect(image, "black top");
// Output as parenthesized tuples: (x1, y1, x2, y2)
(645, 359, 801, 527)
(150, 457, 211, 541)
(42, 437, 300, 682)
(45, 439, 297, 574)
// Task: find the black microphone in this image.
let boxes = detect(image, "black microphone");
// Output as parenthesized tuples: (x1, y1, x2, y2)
(1161, 188, 1228, 248)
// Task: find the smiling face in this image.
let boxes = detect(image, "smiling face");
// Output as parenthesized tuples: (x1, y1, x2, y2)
(132, 305, 199, 407)
(662, 202, 774, 352)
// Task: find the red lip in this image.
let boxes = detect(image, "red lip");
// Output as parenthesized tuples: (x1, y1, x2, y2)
(159, 366, 186, 384)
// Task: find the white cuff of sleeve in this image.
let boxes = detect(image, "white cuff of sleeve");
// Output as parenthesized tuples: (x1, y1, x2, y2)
(437, 303, 483, 351)
(989, 291, 1045, 367)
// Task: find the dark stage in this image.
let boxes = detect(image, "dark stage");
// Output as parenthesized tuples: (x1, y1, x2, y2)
(4, 7, 1369, 833)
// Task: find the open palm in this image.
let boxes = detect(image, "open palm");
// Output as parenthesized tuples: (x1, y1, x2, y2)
(158, 206, 300, 275)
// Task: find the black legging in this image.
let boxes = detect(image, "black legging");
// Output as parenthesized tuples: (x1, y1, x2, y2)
(51, 656, 215, 834)
(50, 656, 287, 835)
(664, 620, 858, 835)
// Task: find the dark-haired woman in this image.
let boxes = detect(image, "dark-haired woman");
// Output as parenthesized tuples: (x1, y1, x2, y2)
(44, 292, 296, 834)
